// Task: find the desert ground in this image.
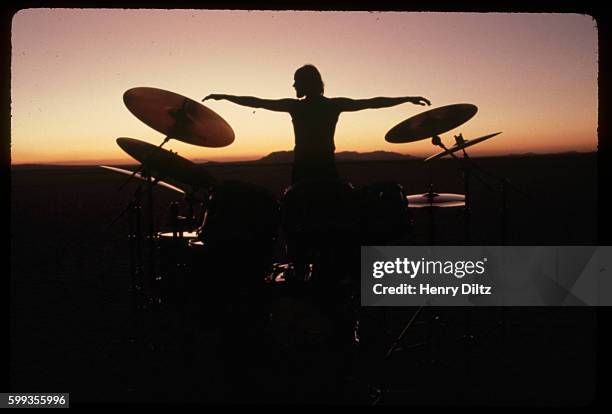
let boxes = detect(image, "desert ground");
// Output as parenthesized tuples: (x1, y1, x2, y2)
(10, 153, 598, 404)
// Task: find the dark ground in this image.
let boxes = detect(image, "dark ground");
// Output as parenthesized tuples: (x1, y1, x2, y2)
(10, 153, 599, 405)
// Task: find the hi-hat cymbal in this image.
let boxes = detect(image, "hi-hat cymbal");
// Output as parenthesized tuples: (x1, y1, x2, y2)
(406, 192, 465, 208)
(385, 104, 478, 143)
(116, 137, 215, 189)
(123, 87, 235, 147)
(424, 132, 502, 161)
(100, 165, 186, 194)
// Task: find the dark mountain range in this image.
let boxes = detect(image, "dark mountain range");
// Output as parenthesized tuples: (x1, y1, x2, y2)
(256, 150, 415, 163)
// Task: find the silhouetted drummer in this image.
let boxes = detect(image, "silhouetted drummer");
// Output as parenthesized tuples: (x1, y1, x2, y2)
(203, 64, 431, 184)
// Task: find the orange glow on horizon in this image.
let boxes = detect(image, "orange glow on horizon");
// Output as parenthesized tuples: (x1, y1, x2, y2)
(11, 10, 598, 165)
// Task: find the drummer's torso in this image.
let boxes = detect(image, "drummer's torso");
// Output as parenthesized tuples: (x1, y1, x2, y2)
(290, 96, 340, 160)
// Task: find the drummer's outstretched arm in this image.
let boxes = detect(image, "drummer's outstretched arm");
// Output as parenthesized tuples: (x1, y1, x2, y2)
(203, 94, 296, 112)
(334, 96, 431, 112)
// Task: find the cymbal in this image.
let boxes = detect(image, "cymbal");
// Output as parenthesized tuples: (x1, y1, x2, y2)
(100, 165, 186, 194)
(123, 87, 235, 147)
(406, 192, 465, 208)
(385, 104, 478, 143)
(424, 132, 502, 161)
(116, 137, 215, 189)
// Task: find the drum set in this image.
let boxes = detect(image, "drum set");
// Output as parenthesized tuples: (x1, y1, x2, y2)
(102, 87, 513, 360)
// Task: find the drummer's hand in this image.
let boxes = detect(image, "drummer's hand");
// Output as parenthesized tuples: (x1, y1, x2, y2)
(202, 94, 225, 102)
(410, 96, 431, 106)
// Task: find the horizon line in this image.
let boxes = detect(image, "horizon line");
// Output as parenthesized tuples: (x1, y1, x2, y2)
(10, 150, 596, 167)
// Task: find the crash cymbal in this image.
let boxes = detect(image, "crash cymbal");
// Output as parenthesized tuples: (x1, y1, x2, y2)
(100, 165, 186, 194)
(424, 132, 502, 161)
(116, 137, 215, 189)
(123, 87, 235, 147)
(385, 104, 478, 143)
(406, 192, 465, 208)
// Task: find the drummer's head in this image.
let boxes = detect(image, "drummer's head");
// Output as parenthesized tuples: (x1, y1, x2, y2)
(293, 65, 324, 98)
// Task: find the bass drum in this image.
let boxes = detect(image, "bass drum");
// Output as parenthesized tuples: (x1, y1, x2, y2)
(358, 181, 414, 244)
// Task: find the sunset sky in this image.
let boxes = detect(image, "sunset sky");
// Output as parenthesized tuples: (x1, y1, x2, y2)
(10, 9, 598, 164)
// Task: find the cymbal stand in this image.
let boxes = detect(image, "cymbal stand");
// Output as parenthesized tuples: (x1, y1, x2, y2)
(385, 302, 429, 359)
(127, 182, 145, 310)
(140, 169, 160, 308)
(169, 201, 181, 237)
(425, 163, 437, 243)
(455, 154, 529, 337)
(426, 185, 437, 244)
(462, 164, 472, 243)
(430, 139, 530, 340)
(111, 175, 163, 320)
(431, 135, 495, 243)
(370, 299, 433, 405)
(377, 151, 446, 393)
(430, 135, 492, 343)
(460, 155, 506, 338)
(455, 148, 529, 244)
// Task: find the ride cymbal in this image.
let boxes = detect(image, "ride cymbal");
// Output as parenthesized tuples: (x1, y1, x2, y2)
(385, 103, 478, 143)
(123, 87, 235, 147)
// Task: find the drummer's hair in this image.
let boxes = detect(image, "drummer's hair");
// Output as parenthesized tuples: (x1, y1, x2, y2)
(295, 64, 324, 96)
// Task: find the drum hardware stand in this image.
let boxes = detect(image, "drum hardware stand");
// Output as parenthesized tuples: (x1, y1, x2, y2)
(454, 165, 527, 337)
(424, 162, 437, 243)
(185, 188, 208, 231)
(167, 188, 208, 238)
(127, 183, 145, 310)
(424, 184, 439, 244)
(434, 135, 530, 243)
(105, 179, 152, 309)
(382, 159, 448, 387)
(369, 300, 434, 406)
(428, 136, 478, 343)
(462, 162, 472, 243)
(141, 170, 166, 309)
(431, 134, 495, 243)
(169, 201, 182, 237)
(107, 167, 164, 309)
(430, 135, 531, 340)
(429, 135, 491, 343)
(385, 301, 430, 359)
